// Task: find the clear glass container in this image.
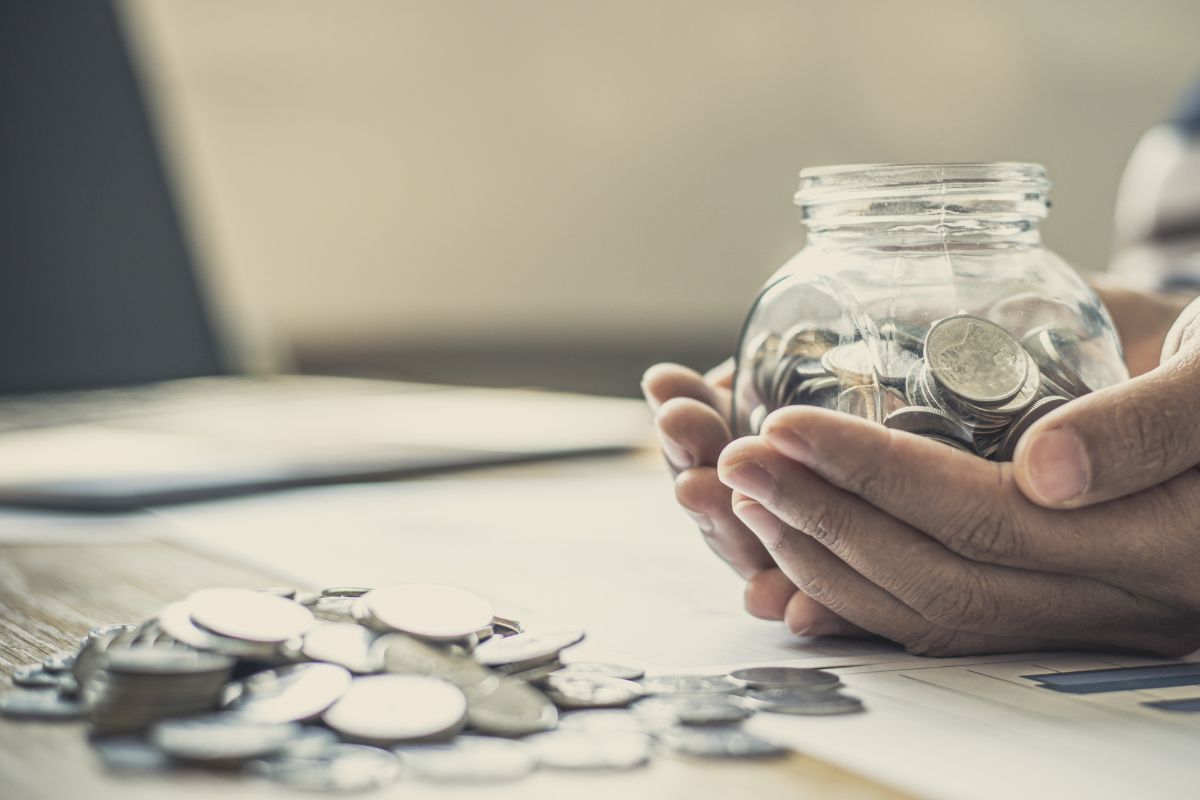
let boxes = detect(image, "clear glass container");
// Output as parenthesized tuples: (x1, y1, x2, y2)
(731, 163, 1128, 460)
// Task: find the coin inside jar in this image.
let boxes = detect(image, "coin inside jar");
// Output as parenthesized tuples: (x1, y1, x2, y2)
(924, 315, 1027, 405)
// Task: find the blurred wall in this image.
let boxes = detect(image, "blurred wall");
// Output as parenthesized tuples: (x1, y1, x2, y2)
(120, 0, 1200, 386)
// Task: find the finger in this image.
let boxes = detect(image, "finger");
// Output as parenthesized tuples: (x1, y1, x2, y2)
(754, 405, 1102, 572)
(730, 494, 1058, 656)
(1013, 351, 1200, 508)
(783, 591, 872, 638)
(744, 568, 794, 620)
(675, 467, 774, 578)
(703, 358, 735, 389)
(722, 439, 1185, 653)
(655, 397, 732, 470)
(641, 363, 726, 415)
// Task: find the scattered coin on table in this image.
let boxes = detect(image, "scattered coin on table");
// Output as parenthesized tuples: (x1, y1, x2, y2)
(0, 582, 866, 790)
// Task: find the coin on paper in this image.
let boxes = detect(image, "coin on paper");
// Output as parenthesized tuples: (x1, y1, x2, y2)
(728, 666, 842, 691)
(543, 675, 645, 709)
(641, 674, 744, 696)
(361, 584, 494, 642)
(187, 588, 314, 644)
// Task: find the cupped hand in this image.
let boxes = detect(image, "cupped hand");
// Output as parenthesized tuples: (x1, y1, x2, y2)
(716, 396, 1200, 656)
(641, 360, 865, 636)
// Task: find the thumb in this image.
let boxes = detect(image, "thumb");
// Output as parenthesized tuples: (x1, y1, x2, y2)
(1013, 304, 1200, 508)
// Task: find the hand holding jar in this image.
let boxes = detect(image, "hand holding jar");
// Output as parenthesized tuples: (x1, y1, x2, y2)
(644, 163, 1200, 655)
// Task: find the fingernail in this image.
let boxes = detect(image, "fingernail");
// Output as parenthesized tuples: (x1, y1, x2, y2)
(658, 432, 694, 469)
(722, 461, 775, 500)
(1025, 426, 1089, 503)
(764, 426, 812, 463)
(640, 380, 661, 412)
(731, 497, 775, 534)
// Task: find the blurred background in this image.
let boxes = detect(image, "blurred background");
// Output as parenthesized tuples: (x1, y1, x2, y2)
(118, 0, 1200, 395)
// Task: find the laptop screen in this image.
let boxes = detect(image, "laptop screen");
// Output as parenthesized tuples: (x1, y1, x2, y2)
(0, 2, 227, 394)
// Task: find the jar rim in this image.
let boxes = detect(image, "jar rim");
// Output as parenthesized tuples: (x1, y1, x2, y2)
(794, 162, 1049, 206)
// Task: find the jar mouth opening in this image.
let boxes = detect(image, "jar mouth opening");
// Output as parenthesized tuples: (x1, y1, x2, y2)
(794, 162, 1050, 229)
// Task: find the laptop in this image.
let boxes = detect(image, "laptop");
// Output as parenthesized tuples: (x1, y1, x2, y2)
(0, 3, 648, 510)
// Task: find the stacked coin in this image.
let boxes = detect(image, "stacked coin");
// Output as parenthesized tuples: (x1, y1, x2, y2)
(0, 584, 868, 790)
(745, 315, 1092, 460)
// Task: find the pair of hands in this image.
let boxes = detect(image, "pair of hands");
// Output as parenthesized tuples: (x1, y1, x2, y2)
(643, 287, 1200, 656)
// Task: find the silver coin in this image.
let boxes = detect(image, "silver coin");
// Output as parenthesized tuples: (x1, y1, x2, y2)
(322, 674, 467, 744)
(463, 675, 558, 737)
(779, 326, 838, 361)
(556, 661, 644, 681)
(362, 584, 494, 642)
(837, 384, 881, 422)
(746, 687, 865, 715)
(729, 666, 842, 691)
(491, 616, 524, 637)
(300, 622, 380, 674)
(224, 663, 352, 724)
(92, 736, 174, 772)
(101, 644, 234, 677)
(925, 315, 1027, 404)
(821, 341, 875, 383)
(266, 744, 401, 793)
(321, 586, 372, 598)
(41, 652, 76, 674)
(642, 674, 744, 696)
(375, 633, 496, 690)
(1021, 326, 1092, 397)
(635, 693, 752, 727)
(977, 348, 1041, 415)
(397, 737, 537, 783)
(473, 627, 585, 667)
(0, 688, 86, 720)
(998, 395, 1070, 461)
(12, 664, 63, 689)
(558, 709, 648, 734)
(883, 406, 975, 449)
(659, 726, 790, 759)
(543, 675, 645, 709)
(529, 730, 653, 771)
(272, 726, 340, 759)
(500, 658, 563, 684)
(187, 587, 314, 644)
(157, 601, 282, 659)
(150, 715, 300, 762)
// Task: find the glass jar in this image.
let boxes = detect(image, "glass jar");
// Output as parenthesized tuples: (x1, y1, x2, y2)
(731, 163, 1128, 461)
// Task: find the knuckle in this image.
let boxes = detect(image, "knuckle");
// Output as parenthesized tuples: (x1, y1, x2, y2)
(787, 500, 849, 553)
(912, 570, 996, 631)
(836, 432, 899, 503)
(1112, 398, 1177, 479)
(789, 570, 835, 607)
(944, 501, 1010, 561)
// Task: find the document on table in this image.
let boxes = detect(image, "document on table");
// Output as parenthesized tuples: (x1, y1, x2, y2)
(152, 461, 1200, 800)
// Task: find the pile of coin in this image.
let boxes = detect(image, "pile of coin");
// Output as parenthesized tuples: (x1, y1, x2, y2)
(745, 314, 1093, 460)
(1, 583, 865, 792)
